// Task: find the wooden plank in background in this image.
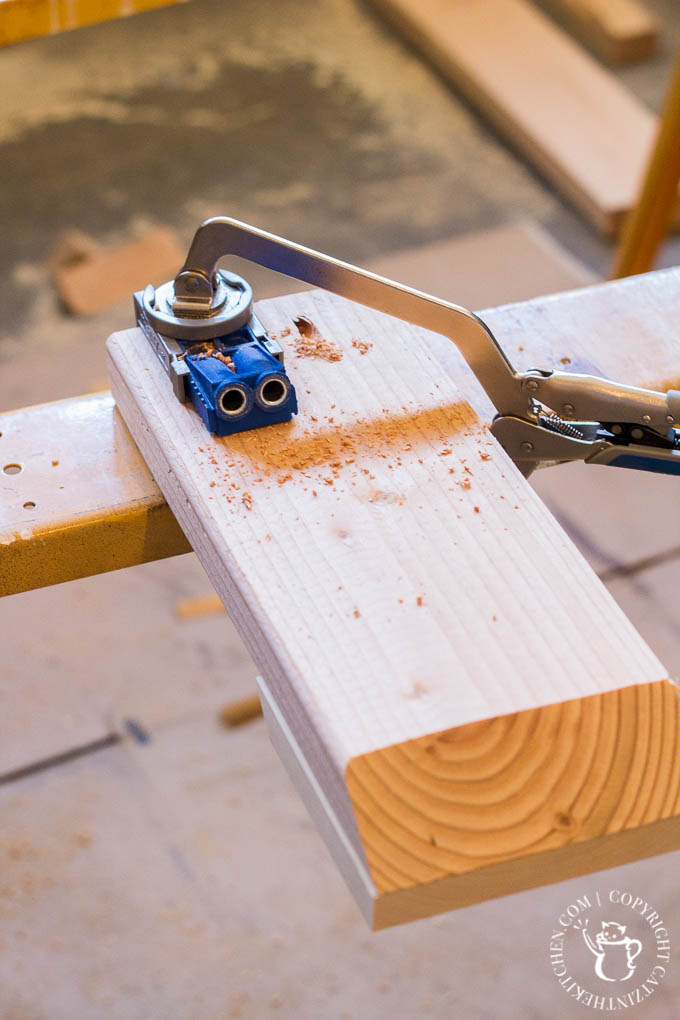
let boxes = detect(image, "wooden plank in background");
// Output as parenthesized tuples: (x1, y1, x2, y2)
(107, 287, 680, 928)
(538, 0, 660, 65)
(368, 0, 663, 234)
(611, 46, 680, 279)
(0, 0, 186, 47)
(540, 0, 659, 65)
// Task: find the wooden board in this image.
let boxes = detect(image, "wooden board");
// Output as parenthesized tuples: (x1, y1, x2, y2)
(107, 286, 680, 928)
(0, 393, 189, 597)
(539, 0, 659, 65)
(0, 0, 185, 47)
(482, 265, 680, 395)
(367, 0, 663, 234)
(51, 227, 185, 317)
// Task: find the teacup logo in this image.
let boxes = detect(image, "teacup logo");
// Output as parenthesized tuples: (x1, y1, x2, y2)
(549, 888, 671, 1010)
(579, 920, 642, 982)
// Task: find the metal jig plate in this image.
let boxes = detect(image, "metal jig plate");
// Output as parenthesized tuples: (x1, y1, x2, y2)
(142, 269, 254, 341)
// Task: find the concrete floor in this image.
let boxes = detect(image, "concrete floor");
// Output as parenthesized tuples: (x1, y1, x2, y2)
(2, 1, 680, 1017)
(1, 0, 680, 357)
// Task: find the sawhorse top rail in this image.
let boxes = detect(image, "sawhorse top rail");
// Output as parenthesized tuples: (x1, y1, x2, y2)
(0, 392, 189, 598)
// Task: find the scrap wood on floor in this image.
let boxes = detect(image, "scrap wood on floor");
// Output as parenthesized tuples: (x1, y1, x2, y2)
(49, 226, 185, 317)
(539, 0, 660, 65)
(175, 593, 226, 620)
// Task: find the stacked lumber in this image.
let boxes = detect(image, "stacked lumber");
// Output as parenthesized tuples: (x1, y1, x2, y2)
(368, 0, 666, 234)
(541, 0, 659, 64)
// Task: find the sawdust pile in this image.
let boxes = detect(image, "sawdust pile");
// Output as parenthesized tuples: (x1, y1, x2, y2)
(184, 342, 235, 371)
(292, 316, 343, 361)
(198, 402, 497, 511)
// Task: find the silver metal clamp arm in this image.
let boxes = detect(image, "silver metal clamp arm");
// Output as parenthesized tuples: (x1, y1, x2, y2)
(144, 216, 529, 419)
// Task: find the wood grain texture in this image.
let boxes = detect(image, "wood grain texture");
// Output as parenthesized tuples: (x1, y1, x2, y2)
(347, 682, 680, 924)
(107, 281, 680, 926)
(482, 265, 680, 394)
(539, 0, 659, 64)
(367, 0, 663, 234)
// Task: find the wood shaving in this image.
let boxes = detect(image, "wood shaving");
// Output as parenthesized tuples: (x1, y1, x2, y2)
(185, 342, 234, 371)
(352, 338, 373, 355)
(211, 351, 235, 370)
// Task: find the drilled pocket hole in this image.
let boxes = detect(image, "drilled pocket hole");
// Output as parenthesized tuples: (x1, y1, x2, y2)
(3, 463, 22, 475)
(23, 501, 36, 510)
